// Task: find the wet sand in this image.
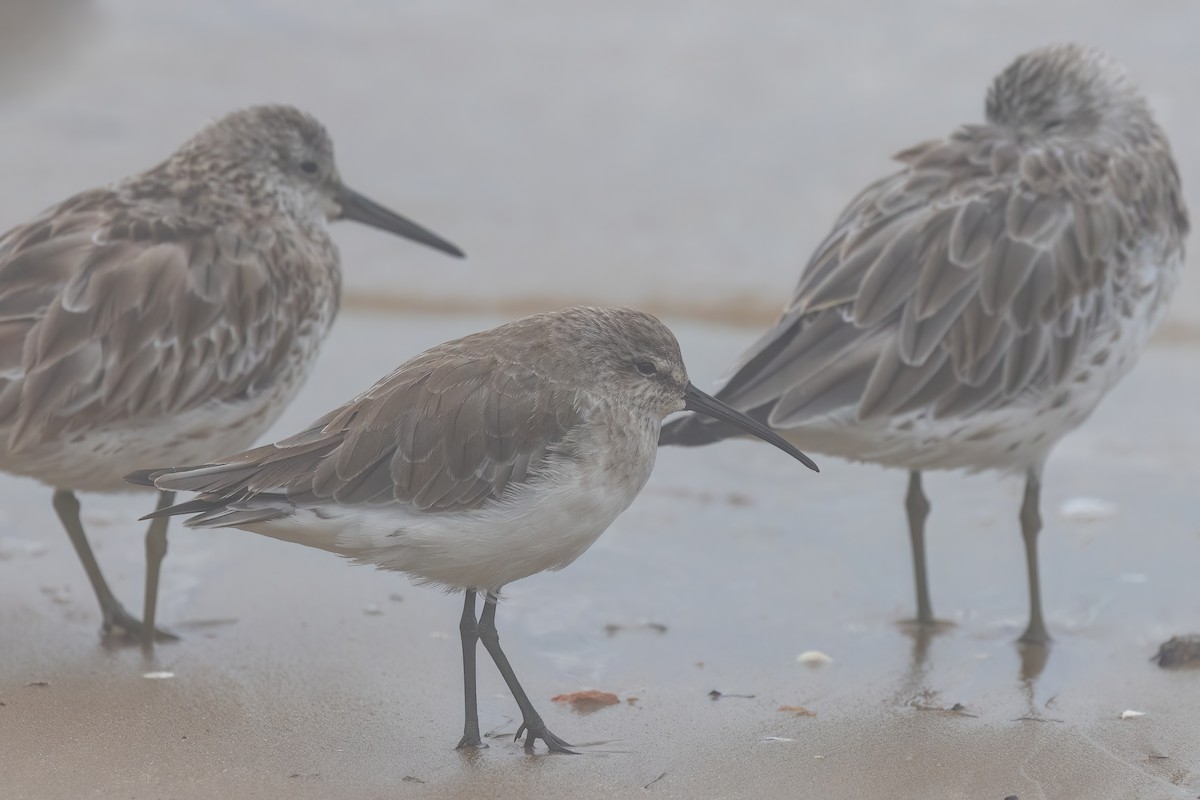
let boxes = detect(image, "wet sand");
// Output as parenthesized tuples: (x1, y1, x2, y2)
(2, 311, 1199, 799)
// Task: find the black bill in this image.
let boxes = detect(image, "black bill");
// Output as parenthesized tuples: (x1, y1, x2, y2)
(338, 186, 465, 258)
(683, 383, 819, 472)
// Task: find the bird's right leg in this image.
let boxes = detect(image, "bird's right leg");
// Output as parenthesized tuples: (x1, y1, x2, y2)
(141, 490, 177, 649)
(52, 489, 176, 643)
(456, 589, 486, 749)
(478, 591, 575, 754)
(53, 489, 139, 638)
(1017, 468, 1051, 645)
(904, 471, 935, 626)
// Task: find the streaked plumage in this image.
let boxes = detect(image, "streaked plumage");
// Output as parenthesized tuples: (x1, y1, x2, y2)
(0, 103, 463, 645)
(660, 44, 1188, 643)
(129, 306, 818, 752)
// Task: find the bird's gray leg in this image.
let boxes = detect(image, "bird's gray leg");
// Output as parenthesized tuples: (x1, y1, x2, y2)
(52, 489, 139, 639)
(1018, 468, 1051, 644)
(52, 489, 178, 644)
(477, 591, 575, 754)
(141, 490, 177, 649)
(456, 589, 486, 749)
(905, 471, 935, 626)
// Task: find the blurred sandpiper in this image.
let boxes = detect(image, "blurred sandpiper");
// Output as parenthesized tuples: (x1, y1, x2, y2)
(660, 43, 1188, 644)
(0, 104, 463, 647)
(128, 306, 818, 752)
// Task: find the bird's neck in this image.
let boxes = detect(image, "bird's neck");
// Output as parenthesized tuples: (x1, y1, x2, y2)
(122, 159, 325, 234)
(575, 399, 660, 498)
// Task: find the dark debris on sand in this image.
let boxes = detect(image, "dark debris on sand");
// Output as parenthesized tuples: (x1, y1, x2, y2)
(1152, 635, 1200, 668)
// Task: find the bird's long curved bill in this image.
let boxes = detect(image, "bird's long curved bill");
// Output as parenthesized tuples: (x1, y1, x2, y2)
(338, 186, 465, 258)
(683, 383, 819, 472)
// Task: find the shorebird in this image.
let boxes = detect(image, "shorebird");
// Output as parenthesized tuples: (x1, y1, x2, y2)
(0, 104, 463, 647)
(660, 44, 1188, 644)
(127, 306, 818, 752)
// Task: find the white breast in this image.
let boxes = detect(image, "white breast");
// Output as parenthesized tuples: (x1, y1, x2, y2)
(242, 452, 654, 591)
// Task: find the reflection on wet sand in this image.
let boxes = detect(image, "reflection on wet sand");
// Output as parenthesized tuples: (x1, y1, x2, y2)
(892, 621, 1049, 719)
(1017, 641, 1051, 687)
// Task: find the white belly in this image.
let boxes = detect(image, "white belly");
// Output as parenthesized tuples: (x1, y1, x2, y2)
(0, 336, 328, 494)
(238, 455, 655, 591)
(784, 259, 1176, 475)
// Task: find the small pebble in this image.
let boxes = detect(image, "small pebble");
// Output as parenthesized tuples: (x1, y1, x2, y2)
(551, 689, 620, 714)
(1057, 497, 1117, 522)
(777, 705, 816, 717)
(142, 671, 175, 680)
(1119, 709, 1146, 719)
(797, 650, 833, 666)
(1152, 634, 1200, 668)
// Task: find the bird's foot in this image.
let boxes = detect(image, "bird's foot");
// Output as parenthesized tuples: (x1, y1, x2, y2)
(101, 602, 179, 645)
(456, 728, 489, 750)
(516, 719, 576, 754)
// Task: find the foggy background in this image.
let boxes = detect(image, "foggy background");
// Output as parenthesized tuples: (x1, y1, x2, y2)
(1, 0, 1196, 335)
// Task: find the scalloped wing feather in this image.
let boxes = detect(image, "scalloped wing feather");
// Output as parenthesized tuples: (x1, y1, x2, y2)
(0, 195, 315, 451)
(146, 336, 587, 516)
(683, 124, 1186, 435)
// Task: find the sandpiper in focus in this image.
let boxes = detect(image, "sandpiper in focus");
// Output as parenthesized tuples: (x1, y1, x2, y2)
(128, 306, 819, 752)
(660, 43, 1188, 644)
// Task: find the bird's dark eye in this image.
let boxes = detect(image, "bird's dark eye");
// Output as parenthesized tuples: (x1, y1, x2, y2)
(635, 361, 658, 377)
(300, 160, 320, 175)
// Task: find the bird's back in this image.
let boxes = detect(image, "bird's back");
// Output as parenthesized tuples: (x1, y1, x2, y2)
(0, 172, 341, 491)
(662, 52, 1187, 472)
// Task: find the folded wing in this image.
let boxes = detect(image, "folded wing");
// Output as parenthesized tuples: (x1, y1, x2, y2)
(133, 345, 585, 520)
(663, 124, 1184, 445)
(0, 189, 312, 450)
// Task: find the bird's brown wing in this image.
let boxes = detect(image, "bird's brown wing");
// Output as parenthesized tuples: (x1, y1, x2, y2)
(0, 189, 321, 449)
(705, 125, 1185, 428)
(138, 341, 586, 515)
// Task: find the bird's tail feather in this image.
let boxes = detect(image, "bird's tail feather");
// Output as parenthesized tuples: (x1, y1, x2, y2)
(139, 492, 288, 529)
(139, 496, 228, 521)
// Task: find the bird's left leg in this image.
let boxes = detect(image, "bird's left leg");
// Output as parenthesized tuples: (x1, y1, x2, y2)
(141, 490, 177, 649)
(1018, 468, 1051, 645)
(456, 589, 486, 749)
(478, 591, 575, 754)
